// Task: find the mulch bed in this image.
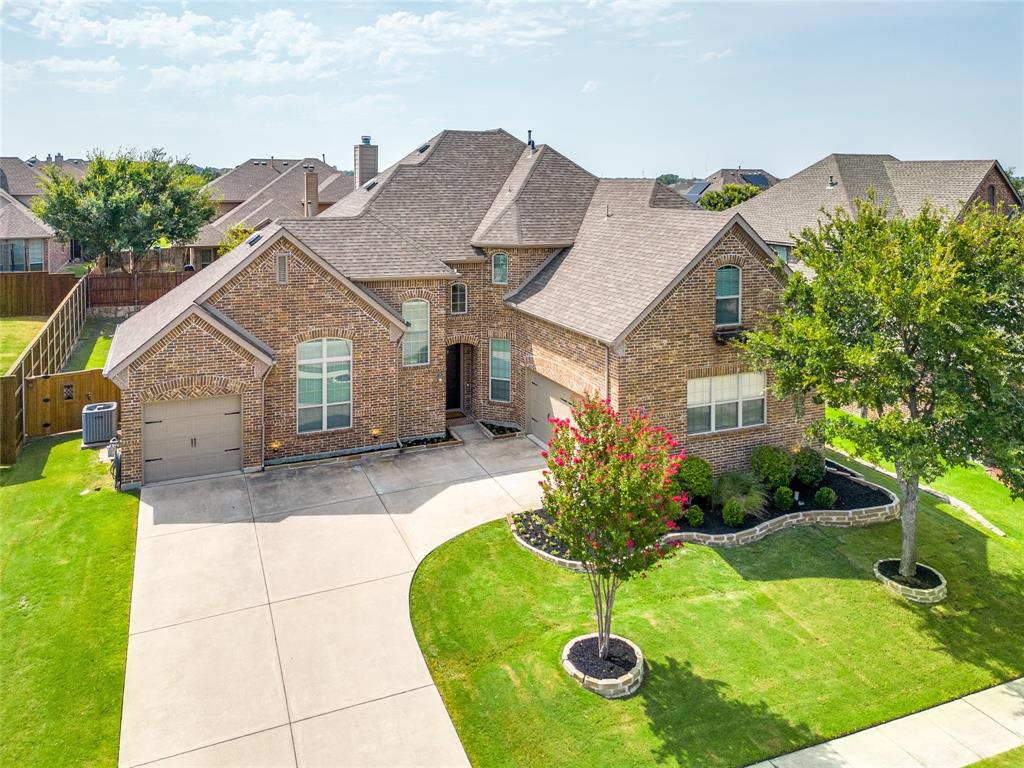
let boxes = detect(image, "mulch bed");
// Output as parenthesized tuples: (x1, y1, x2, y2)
(480, 421, 522, 436)
(676, 472, 891, 535)
(512, 510, 573, 560)
(877, 559, 944, 590)
(403, 430, 455, 447)
(567, 636, 637, 680)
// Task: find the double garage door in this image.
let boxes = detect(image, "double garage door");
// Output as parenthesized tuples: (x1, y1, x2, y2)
(142, 396, 243, 484)
(527, 371, 579, 445)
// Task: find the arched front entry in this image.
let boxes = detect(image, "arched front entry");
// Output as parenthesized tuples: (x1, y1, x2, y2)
(445, 343, 475, 414)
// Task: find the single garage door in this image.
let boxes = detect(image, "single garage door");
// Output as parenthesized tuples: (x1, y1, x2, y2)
(527, 371, 579, 445)
(142, 396, 243, 483)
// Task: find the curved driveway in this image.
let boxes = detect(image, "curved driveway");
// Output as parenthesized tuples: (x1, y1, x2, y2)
(119, 423, 545, 767)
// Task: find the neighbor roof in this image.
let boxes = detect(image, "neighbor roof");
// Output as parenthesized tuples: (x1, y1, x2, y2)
(205, 158, 331, 203)
(0, 158, 44, 198)
(0, 188, 53, 239)
(705, 168, 780, 194)
(506, 180, 766, 345)
(736, 154, 1015, 245)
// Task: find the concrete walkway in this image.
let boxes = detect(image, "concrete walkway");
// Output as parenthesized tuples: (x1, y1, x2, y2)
(751, 678, 1024, 768)
(119, 423, 546, 767)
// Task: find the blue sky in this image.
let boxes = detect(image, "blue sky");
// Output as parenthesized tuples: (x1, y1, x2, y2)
(1, 1, 1021, 178)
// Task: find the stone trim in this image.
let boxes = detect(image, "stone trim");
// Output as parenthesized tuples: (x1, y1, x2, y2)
(293, 328, 359, 344)
(873, 560, 947, 604)
(446, 333, 480, 347)
(509, 470, 900, 570)
(561, 633, 645, 699)
(141, 374, 248, 401)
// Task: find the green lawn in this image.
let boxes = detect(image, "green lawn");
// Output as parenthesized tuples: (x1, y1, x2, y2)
(63, 317, 118, 372)
(411, 458, 1024, 768)
(973, 745, 1024, 767)
(0, 435, 138, 767)
(0, 316, 46, 373)
(63, 263, 93, 279)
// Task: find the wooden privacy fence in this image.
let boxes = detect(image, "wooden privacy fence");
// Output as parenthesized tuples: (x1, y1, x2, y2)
(0, 272, 79, 316)
(87, 271, 192, 307)
(24, 370, 121, 438)
(1, 277, 88, 463)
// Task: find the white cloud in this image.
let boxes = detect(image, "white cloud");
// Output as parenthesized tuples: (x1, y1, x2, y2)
(656, 39, 693, 48)
(581, 80, 601, 94)
(697, 48, 733, 63)
(35, 55, 122, 73)
(1, 54, 124, 93)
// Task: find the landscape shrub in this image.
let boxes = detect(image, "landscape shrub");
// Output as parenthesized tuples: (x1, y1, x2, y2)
(722, 499, 745, 527)
(673, 455, 713, 499)
(686, 504, 704, 527)
(774, 486, 795, 511)
(814, 487, 838, 509)
(713, 471, 768, 520)
(794, 446, 827, 486)
(751, 445, 795, 490)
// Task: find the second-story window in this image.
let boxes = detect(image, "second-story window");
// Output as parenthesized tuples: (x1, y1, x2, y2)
(451, 283, 468, 314)
(492, 252, 509, 285)
(715, 265, 741, 326)
(987, 185, 996, 207)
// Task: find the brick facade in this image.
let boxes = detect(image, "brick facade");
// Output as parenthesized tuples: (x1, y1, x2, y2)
(965, 166, 1021, 213)
(46, 237, 70, 273)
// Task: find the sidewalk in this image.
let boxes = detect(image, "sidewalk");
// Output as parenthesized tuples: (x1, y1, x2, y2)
(751, 678, 1023, 768)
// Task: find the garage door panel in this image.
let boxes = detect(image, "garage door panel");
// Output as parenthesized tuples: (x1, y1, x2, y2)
(527, 371, 580, 445)
(142, 396, 242, 484)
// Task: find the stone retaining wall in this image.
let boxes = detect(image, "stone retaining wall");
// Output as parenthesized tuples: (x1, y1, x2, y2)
(873, 560, 948, 604)
(561, 634, 645, 698)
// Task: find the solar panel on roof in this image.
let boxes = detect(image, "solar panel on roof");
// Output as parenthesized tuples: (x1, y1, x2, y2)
(740, 173, 770, 189)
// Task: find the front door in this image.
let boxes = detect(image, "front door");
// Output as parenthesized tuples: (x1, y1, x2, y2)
(445, 344, 461, 410)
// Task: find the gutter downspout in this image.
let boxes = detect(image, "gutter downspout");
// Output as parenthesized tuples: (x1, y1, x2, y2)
(394, 342, 403, 448)
(259, 363, 272, 471)
(604, 344, 611, 402)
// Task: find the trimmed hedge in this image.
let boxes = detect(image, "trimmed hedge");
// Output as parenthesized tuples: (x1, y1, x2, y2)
(751, 445, 795, 491)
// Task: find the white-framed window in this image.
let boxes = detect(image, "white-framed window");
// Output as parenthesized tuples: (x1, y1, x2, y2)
(28, 240, 44, 271)
(687, 372, 765, 435)
(715, 265, 741, 326)
(402, 299, 430, 366)
(491, 252, 509, 285)
(297, 338, 352, 433)
(771, 244, 790, 263)
(489, 339, 512, 402)
(450, 283, 468, 314)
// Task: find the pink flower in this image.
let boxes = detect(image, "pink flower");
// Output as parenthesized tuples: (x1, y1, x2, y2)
(627, 538, 635, 549)
(665, 519, 678, 530)
(540, 450, 548, 458)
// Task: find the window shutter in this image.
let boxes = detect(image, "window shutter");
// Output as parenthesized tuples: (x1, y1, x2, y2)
(276, 252, 288, 284)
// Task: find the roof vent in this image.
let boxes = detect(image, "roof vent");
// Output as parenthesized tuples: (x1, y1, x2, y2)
(827, 175, 838, 188)
(417, 143, 430, 153)
(527, 129, 536, 155)
(363, 180, 377, 191)
(246, 233, 262, 246)
(361, 135, 372, 145)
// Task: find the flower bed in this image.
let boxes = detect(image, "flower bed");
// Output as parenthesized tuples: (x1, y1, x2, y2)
(874, 559, 947, 604)
(508, 469, 900, 565)
(561, 633, 645, 698)
(478, 420, 523, 438)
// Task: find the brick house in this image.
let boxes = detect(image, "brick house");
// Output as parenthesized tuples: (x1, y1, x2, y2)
(736, 154, 1023, 263)
(0, 188, 70, 273)
(105, 129, 820, 486)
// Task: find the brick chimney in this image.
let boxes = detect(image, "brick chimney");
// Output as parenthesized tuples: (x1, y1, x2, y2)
(354, 135, 378, 188)
(54, 152, 64, 166)
(303, 171, 319, 217)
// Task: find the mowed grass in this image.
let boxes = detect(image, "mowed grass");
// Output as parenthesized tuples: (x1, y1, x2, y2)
(972, 745, 1024, 767)
(63, 317, 118, 372)
(1, 435, 138, 767)
(410, 458, 1024, 768)
(0, 316, 46, 373)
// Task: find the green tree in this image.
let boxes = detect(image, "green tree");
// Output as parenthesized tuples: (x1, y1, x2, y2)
(33, 149, 215, 272)
(218, 224, 255, 256)
(1004, 166, 1024, 198)
(744, 195, 1024, 580)
(656, 173, 681, 186)
(699, 183, 762, 211)
(542, 395, 684, 658)
(195, 166, 223, 183)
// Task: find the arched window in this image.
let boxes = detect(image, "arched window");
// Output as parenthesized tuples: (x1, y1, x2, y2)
(987, 185, 996, 207)
(715, 265, 741, 326)
(491, 252, 509, 285)
(402, 299, 430, 366)
(451, 283, 468, 314)
(297, 338, 352, 433)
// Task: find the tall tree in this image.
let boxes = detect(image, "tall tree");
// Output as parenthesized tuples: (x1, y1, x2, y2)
(744, 196, 1024, 580)
(218, 224, 255, 256)
(33, 149, 215, 272)
(699, 183, 762, 211)
(656, 173, 681, 186)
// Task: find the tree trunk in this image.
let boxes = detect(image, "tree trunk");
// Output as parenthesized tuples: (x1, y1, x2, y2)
(895, 461, 919, 579)
(586, 570, 619, 659)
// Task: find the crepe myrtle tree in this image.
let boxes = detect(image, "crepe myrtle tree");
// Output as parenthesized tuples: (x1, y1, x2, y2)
(744, 195, 1024, 581)
(541, 395, 685, 659)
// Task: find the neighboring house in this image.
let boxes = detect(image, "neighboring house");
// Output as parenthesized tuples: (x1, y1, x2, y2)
(104, 129, 818, 486)
(736, 154, 1023, 263)
(26, 153, 91, 179)
(0, 156, 45, 206)
(679, 168, 780, 203)
(0, 188, 70, 272)
(189, 157, 355, 268)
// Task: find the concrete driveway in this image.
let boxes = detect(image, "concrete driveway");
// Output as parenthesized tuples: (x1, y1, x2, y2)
(119, 423, 545, 768)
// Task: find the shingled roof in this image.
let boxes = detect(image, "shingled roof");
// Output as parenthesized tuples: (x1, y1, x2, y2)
(0, 188, 53, 239)
(506, 180, 765, 345)
(736, 154, 1014, 245)
(0, 158, 44, 199)
(471, 144, 599, 247)
(321, 129, 526, 260)
(205, 158, 336, 204)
